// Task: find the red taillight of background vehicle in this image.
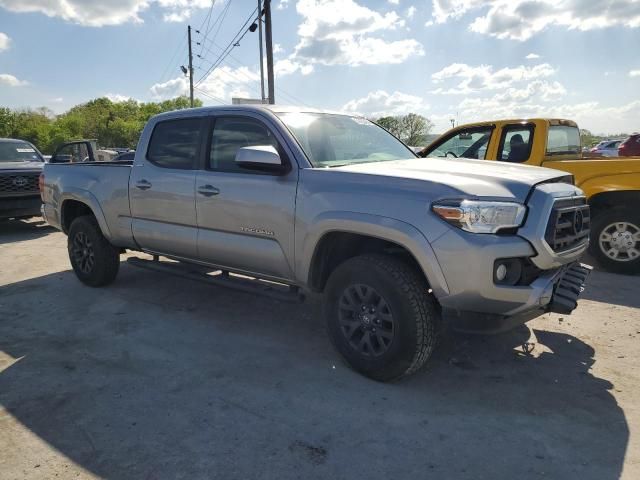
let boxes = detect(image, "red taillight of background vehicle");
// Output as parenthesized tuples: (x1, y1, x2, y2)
(39, 172, 44, 201)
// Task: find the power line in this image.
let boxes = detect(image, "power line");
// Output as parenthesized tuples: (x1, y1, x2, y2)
(193, 86, 228, 105)
(157, 32, 187, 85)
(195, 55, 313, 108)
(197, 0, 231, 61)
(195, 7, 258, 87)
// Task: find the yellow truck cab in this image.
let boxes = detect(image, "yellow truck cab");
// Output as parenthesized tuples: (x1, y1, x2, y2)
(419, 119, 640, 274)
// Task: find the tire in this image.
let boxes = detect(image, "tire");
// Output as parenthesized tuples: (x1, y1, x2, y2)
(67, 215, 120, 287)
(324, 254, 439, 382)
(589, 208, 640, 275)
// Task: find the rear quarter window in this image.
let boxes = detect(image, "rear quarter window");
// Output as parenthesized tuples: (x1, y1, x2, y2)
(546, 126, 581, 156)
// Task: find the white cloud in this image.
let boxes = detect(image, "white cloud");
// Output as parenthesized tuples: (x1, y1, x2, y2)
(429, 0, 640, 40)
(431, 62, 556, 93)
(150, 77, 189, 100)
(0, 32, 10, 51)
(50, 97, 64, 103)
(105, 93, 135, 102)
(388, 0, 400, 4)
(276, 0, 423, 75)
(273, 43, 284, 55)
(525, 53, 540, 60)
(407, 6, 416, 18)
(0, 0, 211, 27)
(274, 59, 314, 77)
(630, 70, 640, 77)
(342, 90, 428, 117)
(0, 73, 28, 86)
(277, 0, 290, 10)
(151, 65, 262, 104)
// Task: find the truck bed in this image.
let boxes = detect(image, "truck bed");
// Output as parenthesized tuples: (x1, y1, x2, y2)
(542, 158, 640, 197)
(42, 161, 135, 248)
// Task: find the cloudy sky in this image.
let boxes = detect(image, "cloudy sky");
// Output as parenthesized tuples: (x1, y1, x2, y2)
(0, 0, 639, 133)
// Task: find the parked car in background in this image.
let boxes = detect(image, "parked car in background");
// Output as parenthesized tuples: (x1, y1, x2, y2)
(590, 140, 622, 157)
(0, 138, 45, 220)
(420, 119, 640, 274)
(112, 151, 136, 162)
(41, 105, 591, 381)
(49, 140, 120, 163)
(619, 134, 640, 157)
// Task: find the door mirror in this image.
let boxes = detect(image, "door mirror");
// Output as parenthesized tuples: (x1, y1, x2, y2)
(235, 145, 285, 173)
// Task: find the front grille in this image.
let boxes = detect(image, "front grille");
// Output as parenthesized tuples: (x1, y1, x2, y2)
(545, 197, 590, 253)
(0, 173, 40, 194)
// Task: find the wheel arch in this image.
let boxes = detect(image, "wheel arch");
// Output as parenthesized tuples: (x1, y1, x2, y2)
(60, 191, 111, 239)
(300, 212, 449, 297)
(589, 190, 640, 217)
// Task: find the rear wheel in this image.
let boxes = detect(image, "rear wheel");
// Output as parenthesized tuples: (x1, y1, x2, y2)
(590, 208, 640, 275)
(68, 215, 120, 286)
(324, 254, 439, 381)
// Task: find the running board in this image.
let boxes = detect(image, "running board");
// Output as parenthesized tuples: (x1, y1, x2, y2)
(126, 257, 305, 303)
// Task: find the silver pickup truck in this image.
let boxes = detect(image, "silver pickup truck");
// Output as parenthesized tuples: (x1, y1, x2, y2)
(41, 105, 591, 381)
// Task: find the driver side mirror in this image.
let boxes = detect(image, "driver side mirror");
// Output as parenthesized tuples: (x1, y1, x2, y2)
(235, 145, 287, 174)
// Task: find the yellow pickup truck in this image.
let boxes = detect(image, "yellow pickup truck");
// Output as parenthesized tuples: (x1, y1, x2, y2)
(419, 119, 640, 274)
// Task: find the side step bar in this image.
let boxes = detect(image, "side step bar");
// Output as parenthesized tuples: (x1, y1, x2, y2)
(547, 262, 592, 315)
(127, 257, 305, 304)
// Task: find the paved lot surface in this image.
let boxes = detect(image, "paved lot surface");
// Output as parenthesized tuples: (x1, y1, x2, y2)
(1, 219, 639, 480)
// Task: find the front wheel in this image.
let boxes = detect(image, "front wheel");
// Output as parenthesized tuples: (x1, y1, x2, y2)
(68, 215, 120, 287)
(590, 209, 640, 275)
(324, 254, 439, 382)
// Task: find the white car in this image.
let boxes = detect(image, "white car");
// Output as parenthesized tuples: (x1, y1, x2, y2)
(590, 140, 621, 157)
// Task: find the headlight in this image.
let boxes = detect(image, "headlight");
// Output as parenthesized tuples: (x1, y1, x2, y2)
(432, 200, 527, 234)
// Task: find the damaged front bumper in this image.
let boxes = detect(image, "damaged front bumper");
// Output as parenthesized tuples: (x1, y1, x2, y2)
(444, 261, 592, 334)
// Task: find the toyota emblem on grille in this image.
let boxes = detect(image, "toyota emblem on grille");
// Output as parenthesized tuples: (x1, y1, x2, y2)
(12, 176, 28, 187)
(573, 209, 584, 234)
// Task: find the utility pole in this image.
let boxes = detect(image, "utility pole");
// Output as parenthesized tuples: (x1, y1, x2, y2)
(258, 0, 265, 103)
(264, 0, 275, 104)
(187, 25, 194, 107)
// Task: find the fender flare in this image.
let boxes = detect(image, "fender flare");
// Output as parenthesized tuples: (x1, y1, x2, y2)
(298, 211, 450, 297)
(60, 188, 112, 240)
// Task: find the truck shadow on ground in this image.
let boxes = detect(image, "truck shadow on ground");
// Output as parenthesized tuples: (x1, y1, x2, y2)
(0, 264, 629, 480)
(0, 218, 56, 245)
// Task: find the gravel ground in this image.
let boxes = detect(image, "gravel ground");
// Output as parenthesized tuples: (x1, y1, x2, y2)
(1, 218, 639, 480)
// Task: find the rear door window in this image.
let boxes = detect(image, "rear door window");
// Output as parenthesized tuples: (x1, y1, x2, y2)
(147, 118, 203, 169)
(497, 125, 534, 163)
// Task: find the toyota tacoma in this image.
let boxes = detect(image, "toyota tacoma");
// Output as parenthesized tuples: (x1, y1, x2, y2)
(41, 106, 591, 381)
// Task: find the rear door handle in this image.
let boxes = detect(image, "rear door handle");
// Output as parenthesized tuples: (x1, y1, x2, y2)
(197, 185, 220, 197)
(135, 180, 152, 190)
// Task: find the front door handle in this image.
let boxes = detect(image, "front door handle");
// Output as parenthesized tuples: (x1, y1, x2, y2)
(197, 185, 220, 197)
(135, 180, 152, 190)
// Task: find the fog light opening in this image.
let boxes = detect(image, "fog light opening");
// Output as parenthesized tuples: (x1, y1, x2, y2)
(493, 258, 524, 286)
(495, 263, 508, 282)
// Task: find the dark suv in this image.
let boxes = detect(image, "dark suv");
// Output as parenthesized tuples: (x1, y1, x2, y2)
(0, 138, 45, 220)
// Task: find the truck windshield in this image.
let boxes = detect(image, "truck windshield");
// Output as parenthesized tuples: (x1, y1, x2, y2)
(546, 126, 581, 156)
(0, 141, 43, 163)
(277, 112, 416, 167)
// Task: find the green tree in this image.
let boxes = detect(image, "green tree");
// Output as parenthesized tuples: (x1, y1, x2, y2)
(376, 116, 403, 139)
(401, 113, 434, 146)
(375, 113, 434, 146)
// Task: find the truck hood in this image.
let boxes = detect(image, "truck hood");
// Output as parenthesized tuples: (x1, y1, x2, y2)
(332, 157, 570, 201)
(0, 161, 44, 171)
